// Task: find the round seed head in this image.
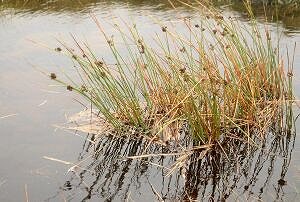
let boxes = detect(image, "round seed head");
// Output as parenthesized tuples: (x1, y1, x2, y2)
(100, 71, 106, 77)
(287, 72, 293, 77)
(50, 73, 56, 80)
(180, 47, 186, 53)
(107, 40, 114, 46)
(179, 67, 186, 73)
(80, 85, 87, 92)
(140, 44, 145, 54)
(67, 85, 73, 91)
(216, 15, 224, 20)
(95, 60, 104, 67)
(55, 47, 62, 52)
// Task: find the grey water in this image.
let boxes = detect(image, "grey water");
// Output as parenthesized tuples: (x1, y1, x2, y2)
(1, 0, 300, 201)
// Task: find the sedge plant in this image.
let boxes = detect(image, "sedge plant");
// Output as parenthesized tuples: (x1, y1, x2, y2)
(50, 2, 294, 147)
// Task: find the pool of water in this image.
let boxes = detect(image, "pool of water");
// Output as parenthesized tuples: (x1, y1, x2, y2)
(0, 0, 300, 201)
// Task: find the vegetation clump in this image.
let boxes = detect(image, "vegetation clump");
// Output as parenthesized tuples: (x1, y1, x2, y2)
(51, 4, 294, 147)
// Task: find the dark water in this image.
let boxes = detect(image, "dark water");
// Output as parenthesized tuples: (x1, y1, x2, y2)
(0, 0, 300, 201)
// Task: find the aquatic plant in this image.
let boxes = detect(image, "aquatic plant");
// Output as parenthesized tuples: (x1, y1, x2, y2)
(50, 2, 294, 147)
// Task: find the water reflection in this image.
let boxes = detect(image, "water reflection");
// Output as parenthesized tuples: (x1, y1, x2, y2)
(47, 124, 296, 201)
(1, 0, 300, 31)
(218, 0, 300, 33)
(0, 0, 187, 15)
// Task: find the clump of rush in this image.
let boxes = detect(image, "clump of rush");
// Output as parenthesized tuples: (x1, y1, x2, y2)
(50, 3, 295, 150)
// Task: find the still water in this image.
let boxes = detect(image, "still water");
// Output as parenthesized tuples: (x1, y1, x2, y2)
(0, 1, 300, 201)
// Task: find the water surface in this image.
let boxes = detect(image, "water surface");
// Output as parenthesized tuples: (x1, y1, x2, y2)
(0, 1, 300, 201)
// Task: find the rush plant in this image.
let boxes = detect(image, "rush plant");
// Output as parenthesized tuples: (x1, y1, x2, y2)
(51, 2, 294, 146)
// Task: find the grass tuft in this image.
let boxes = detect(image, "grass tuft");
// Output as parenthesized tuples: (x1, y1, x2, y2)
(51, 3, 295, 146)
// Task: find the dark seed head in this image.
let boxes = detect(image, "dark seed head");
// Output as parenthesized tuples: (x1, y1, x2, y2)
(100, 71, 106, 77)
(162, 26, 167, 32)
(221, 31, 227, 36)
(183, 75, 189, 82)
(180, 47, 186, 53)
(216, 15, 224, 20)
(107, 40, 114, 46)
(287, 72, 293, 77)
(140, 44, 145, 54)
(179, 67, 186, 74)
(50, 73, 56, 80)
(95, 60, 104, 67)
(55, 47, 62, 52)
(212, 29, 217, 34)
(67, 85, 73, 91)
(80, 85, 87, 92)
(72, 55, 77, 60)
(195, 24, 200, 28)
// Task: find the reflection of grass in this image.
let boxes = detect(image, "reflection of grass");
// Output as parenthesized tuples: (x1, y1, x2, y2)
(47, 125, 296, 201)
(214, 0, 300, 31)
(51, 3, 294, 146)
(0, 0, 191, 13)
